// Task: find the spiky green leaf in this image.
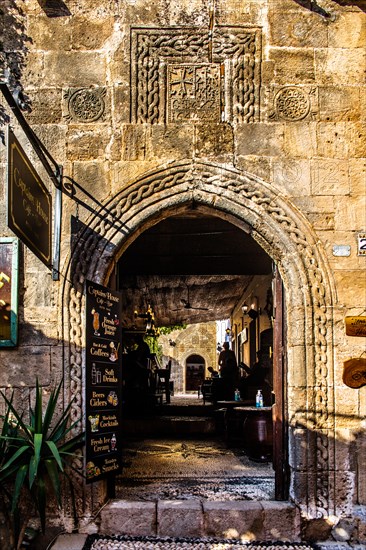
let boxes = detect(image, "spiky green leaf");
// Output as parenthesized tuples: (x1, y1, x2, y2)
(0, 444, 29, 472)
(29, 455, 38, 489)
(46, 440, 63, 471)
(45, 459, 61, 507)
(0, 391, 32, 440)
(11, 464, 28, 512)
(35, 476, 47, 533)
(42, 381, 62, 436)
(34, 380, 43, 434)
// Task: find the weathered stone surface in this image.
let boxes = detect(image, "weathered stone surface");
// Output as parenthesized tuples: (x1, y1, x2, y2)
(269, 48, 315, 83)
(195, 123, 234, 162)
(33, 123, 68, 163)
(328, 12, 366, 49)
(121, 125, 148, 161)
(25, 88, 63, 124)
(261, 501, 300, 541)
(269, 8, 328, 48)
(349, 159, 366, 196)
(147, 124, 194, 162)
(67, 128, 110, 161)
(334, 197, 366, 231)
(331, 472, 356, 517)
(272, 159, 311, 196)
(315, 49, 366, 85)
(71, 161, 111, 205)
(287, 345, 307, 387)
(43, 52, 106, 87)
(71, 17, 115, 50)
(0, 347, 51, 387)
(22, 52, 45, 89)
(334, 385, 360, 420)
(292, 196, 335, 228)
(111, 161, 158, 194)
(157, 500, 203, 537)
(316, 123, 349, 159)
(319, 86, 361, 122)
(27, 15, 72, 50)
(311, 159, 349, 195)
(111, 83, 131, 125)
(203, 501, 263, 540)
(283, 123, 316, 158)
(236, 155, 272, 184)
(235, 124, 284, 156)
(100, 501, 156, 536)
(347, 122, 366, 158)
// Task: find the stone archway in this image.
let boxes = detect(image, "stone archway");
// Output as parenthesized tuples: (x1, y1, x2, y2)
(62, 159, 337, 521)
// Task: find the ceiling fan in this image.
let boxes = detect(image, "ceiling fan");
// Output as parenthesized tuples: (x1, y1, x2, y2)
(173, 284, 209, 311)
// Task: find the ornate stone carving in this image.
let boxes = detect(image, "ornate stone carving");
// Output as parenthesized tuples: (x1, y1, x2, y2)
(131, 27, 261, 124)
(64, 87, 106, 122)
(269, 86, 317, 121)
(64, 161, 335, 519)
(167, 64, 221, 122)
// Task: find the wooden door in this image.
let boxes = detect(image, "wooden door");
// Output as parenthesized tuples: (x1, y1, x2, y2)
(272, 263, 289, 500)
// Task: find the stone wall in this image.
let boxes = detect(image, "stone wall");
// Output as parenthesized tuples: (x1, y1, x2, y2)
(160, 322, 218, 393)
(0, 0, 365, 543)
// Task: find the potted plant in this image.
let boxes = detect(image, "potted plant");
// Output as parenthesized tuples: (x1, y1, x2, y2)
(0, 379, 85, 550)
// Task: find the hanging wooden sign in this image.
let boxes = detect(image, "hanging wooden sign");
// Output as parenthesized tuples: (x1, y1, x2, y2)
(345, 316, 366, 337)
(7, 128, 52, 269)
(343, 358, 366, 389)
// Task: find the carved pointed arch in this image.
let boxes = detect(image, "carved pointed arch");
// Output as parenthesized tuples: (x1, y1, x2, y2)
(63, 159, 337, 519)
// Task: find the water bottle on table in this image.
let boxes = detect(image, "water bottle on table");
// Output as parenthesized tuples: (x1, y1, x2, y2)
(256, 389, 263, 408)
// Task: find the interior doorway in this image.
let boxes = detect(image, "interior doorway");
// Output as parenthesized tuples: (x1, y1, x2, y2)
(109, 211, 286, 500)
(185, 354, 205, 392)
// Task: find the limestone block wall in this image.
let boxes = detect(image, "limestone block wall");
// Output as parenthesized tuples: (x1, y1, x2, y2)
(0, 0, 365, 541)
(160, 322, 218, 393)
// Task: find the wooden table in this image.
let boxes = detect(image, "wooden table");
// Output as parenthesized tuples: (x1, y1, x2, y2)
(217, 400, 253, 409)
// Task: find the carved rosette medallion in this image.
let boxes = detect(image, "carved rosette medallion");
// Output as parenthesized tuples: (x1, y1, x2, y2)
(64, 87, 106, 122)
(131, 27, 261, 124)
(168, 64, 221, 122)
(274, 86, 310, 121)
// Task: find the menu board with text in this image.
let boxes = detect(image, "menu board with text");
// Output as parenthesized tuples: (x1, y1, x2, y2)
(85, 281, 122, 483)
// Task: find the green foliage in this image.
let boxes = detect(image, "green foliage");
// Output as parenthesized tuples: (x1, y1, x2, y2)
(0, 379, 85, 547)
(158, 324, 187, 335)
(144, 324, 187, 361)
(144, 335, 163, 359)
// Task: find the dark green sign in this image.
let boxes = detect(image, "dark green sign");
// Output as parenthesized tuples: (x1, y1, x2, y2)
(7, 128, 52, 269)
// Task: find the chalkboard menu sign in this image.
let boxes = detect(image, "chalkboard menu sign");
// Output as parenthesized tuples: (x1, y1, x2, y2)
(85, 281, 122, 484)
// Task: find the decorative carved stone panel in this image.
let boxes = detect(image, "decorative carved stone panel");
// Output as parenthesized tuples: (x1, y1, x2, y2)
(268, 86, 318, 122)
(167, 64, 222, 123)
(64, 87, 107, 123)
(131, 27, 261, 124)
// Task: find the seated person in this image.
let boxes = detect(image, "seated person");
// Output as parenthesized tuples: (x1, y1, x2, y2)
(207, 366, 219, 378)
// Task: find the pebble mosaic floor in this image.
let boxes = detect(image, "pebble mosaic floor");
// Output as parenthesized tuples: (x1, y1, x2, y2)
(117, 438, 275, 501)
(84, 534, 318, 549)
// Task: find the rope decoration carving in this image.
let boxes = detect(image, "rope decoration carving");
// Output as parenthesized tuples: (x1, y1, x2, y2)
(64, 161, 334, 518)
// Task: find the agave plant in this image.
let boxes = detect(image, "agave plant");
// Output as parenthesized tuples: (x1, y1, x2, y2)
(0, 379, 85, 549)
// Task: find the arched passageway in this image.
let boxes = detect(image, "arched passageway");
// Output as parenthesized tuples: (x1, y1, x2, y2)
(62, 160, 337, 521)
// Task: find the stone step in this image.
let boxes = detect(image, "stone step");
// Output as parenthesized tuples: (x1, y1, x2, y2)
(122, 415, 216, 437)
(99, 499, 300, 542)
